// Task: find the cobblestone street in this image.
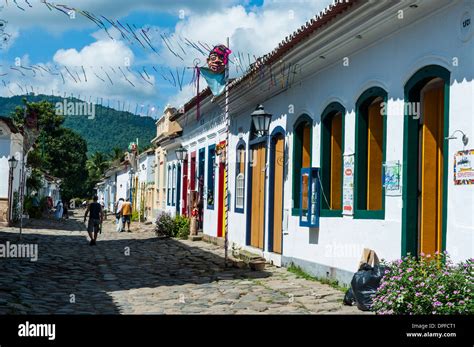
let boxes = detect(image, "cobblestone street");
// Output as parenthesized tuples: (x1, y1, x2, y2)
(0, 213, 361, 315)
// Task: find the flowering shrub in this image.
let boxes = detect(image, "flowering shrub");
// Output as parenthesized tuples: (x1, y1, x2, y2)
(372, 252, 473, 315)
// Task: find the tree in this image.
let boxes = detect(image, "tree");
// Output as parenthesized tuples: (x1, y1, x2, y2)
(110, 147, 125, 163)
(11, 100, 90, 201)
(87, 151, 110, 182)
(45, 128, 90, 200)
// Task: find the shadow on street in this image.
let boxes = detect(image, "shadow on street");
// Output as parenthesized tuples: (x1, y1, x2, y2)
(0, 217, 270, 314)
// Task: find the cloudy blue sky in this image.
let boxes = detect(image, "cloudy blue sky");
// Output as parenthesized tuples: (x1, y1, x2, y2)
(0, 0, 333, 117)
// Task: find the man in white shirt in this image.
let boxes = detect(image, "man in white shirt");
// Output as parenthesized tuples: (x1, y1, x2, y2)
(115, 198, 124, 232)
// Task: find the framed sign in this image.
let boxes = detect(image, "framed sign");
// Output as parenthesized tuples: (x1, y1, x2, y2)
(383, 160, 402, 195)
(454, 149, 474, 185)
(299, 168, 320, 228)
(342, 154, 354, 215)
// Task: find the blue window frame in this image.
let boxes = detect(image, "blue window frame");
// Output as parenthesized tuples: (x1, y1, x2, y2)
(172, 164, 176, 206)
(234, 140, 246, 213)
(167, 165, 171, 206)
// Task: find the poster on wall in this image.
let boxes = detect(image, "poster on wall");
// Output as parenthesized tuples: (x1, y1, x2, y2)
(342, 154, 354, 216)
(454, 149, 474, 185)
(383, 160, 402, 195)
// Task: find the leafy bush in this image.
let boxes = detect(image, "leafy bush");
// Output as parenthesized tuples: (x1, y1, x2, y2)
(154, 212, 190, 239)
(174, 215, 190, 240)
(131, 209, 146, 222)
(372, 252, 473, 315)
(24, 195, 42, 219)
(155, 211, 175, 237)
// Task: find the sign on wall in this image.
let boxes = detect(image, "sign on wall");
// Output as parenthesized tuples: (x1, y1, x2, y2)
(383, 160, 402, 195)
(342, 154, 354, 215)
(454, 149, 474, 185)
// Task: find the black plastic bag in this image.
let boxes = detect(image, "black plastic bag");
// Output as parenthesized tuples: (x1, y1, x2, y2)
(343, 287, 356, 306)
(350, 263, 387, 311)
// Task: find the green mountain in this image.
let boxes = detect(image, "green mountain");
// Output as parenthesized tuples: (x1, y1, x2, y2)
(0, 94, 156, 155)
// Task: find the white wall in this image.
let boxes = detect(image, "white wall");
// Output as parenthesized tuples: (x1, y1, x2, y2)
(0, 138, 10, 198)
(116, 168, 130, 202)
(0, 130, 23, 199)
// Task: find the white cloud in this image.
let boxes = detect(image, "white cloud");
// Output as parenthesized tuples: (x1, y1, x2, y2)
(1, 0, 336, 112)
(53, 39, 134, 67)
(0, 0, 239, 32)
(166, 83, 196, 109)
(1, 37, 157, 109)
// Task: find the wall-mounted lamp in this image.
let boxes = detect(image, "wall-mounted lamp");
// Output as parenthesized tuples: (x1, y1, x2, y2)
(446, 130, 469, 147)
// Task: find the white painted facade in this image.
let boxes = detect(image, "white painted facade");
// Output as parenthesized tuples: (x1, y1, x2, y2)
(38, 175, 61, 206)
(220, 0, 473, 284)
(176, 99, 228, 236)
(136, 151, 155, 219)
(0, 122, 23, 198)
(96, 173, 116, 212)
(0, 118, 23, 225)
(116, 166, 132, 203)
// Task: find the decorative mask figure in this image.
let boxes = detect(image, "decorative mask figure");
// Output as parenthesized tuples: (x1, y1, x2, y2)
(207, 44, 232, 74)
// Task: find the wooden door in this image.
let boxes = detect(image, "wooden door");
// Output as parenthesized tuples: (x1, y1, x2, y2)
(182, 158, 188, 215)
(217, 161, 225, 237)
(272, 135, 284, 254)
(250, 143, 266, 249)
(419, 80, 444, 256)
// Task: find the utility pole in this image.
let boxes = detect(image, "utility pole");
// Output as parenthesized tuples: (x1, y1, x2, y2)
(224, 37, 230, 268)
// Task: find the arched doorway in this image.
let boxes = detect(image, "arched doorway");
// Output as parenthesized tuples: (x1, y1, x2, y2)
(268, 127, 285, 254)
(402, 65, 450, 257)
(246, 120, 267, 250)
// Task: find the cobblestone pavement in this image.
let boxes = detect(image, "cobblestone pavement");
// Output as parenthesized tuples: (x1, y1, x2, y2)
(0, 213, 362, 314)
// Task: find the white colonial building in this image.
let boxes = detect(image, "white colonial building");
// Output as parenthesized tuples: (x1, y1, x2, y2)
(135, 148, 156, 221)
(172, 91, 229, 237)
(0, 116, 23, 226)
(218, 0, 474, 284)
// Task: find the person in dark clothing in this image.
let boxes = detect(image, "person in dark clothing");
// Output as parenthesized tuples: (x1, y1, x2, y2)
(84, 196, 104, 246)
(62, 200, 69, 219)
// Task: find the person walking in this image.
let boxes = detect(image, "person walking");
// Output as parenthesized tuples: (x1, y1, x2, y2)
(84, 196, 104, 246)
(121, 198, 133, 232)
(115, 198, 124, 232)
(54, 200, 63, 221)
